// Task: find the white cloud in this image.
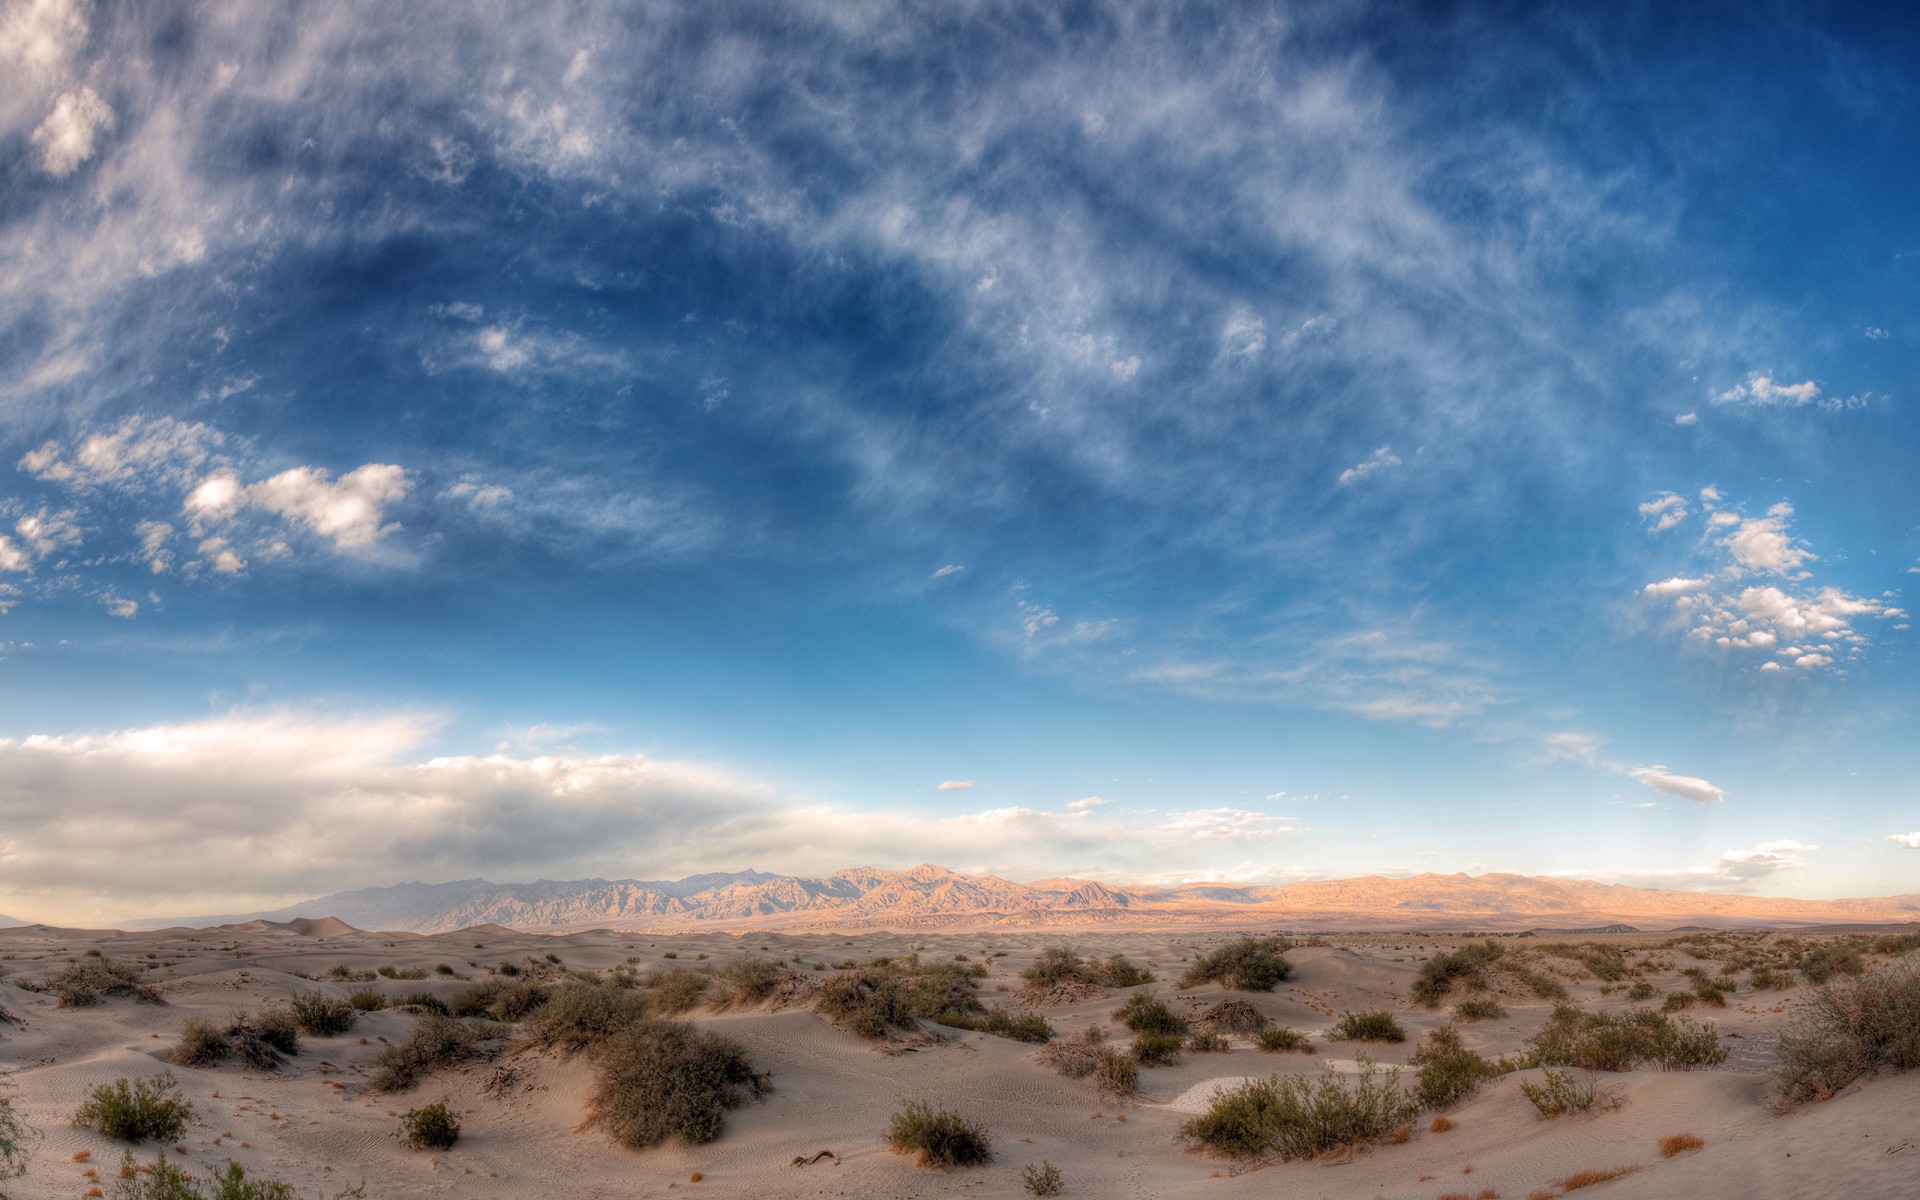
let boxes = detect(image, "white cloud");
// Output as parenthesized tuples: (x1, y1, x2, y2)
(1541, 730, 1605, 768)
(13, 507, 81, 559)
(21, 415, 224, 488)
(241, 464, 409, 551)
(1886, 833, 1920, 850)
(1065, 795, 1108, 810)
(931, 563, 964, 579)
(1713, 372, 1820, 408)
(1629, 764, 1725, 805)
(1150, 808, 1300, 841)
(1642, 576, 1708, 596)
(1699, 486, 1721, 503)
(30, 85, 112, 176)
(0, 536, 31, 572)
(937, 779, 975, 792)
(102, 594, 137, 619)
(1221, 314, 1266, 357)
(135, 521, 174, 573)
(1723, 504, 1812, 575)
(1338, 446, 1402, 486)
(1674, 412, 1697, 426)
(1109, 355, 1141, 379)
(1596, 839, 1815, 888)
(1638, 491, 1687, 533)
(1865, 328, 1889, 340)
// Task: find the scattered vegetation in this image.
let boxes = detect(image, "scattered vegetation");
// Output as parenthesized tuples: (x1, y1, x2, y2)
(1413, 941, 1505, 1007)
(1178, 938, 1292, 991)
(448, 978, 546, 1022)
(1625, 981, 1657, 1003)
(1112, 992, 1186, 1036)
(1525, 1004, 1725, 1071)
(643, 967, 712, 1014)
(1022, 947, 1154, 989)
(288, 992, 357, 1037)
(398, 1102, 460, 1151)
(1410, 1027, 1504, 1110)
(1131, 1031, 1184, 1065)
(1773, 962, 1920, 1106)
(345, 988, 386, 1012)
(1659, 1132, 1704, 1157)
(1187, 1031, 1231, 1053)
(1554, 1165, 1639, 1191)
(1454, 999, 1505, 1022)
(1519, 1068, 1615, 1118)
(376, 966, 429, 981)
(170, 1019, 233, 1068)
(1797, 944, 1866, 985)
(584, 1020, 762, 1149)
(72, 1073, 193, 1142)
(525, 981, 650, 1054)
(709, 958, 791, 1009)
(814, 958, 980, 1039)
(1254, 1026, 1314, 1053)
(932, 1007, 1054, 1043)
(1193, 998, 1268, 1034)
(1332, 1010, 1406, 1043)
(1022, 1160, 1064, 1196)
(887, 1100, 992, 1169)
(1, 1076, 33, 1187)
(1178, 1061, 1417, 1164)
(1036, 1027, 1138, 1096)
(32, 958, 159, 1009)
(368, 1014, 480, 1093)
(103, 1151, 369, 1199)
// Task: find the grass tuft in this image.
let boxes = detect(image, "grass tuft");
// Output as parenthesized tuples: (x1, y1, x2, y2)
(887, 1100, 992, 1169)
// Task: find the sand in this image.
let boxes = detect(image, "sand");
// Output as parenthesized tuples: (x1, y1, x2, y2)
(1, 924, 1915, 1198)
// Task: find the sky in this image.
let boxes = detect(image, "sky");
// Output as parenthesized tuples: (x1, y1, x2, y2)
(1, 0, 1917, 926)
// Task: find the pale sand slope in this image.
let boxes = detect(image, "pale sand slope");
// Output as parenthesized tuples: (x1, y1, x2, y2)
(1, 925, 1915, 1198)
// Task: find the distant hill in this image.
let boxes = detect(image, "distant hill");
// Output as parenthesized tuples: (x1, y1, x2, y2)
(0, 913, 25, 928)
(131, 864, 1920, 935)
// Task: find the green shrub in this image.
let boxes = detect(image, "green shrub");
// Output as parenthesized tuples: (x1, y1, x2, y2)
(527, 982, 651, 1054)
(1332, 1010, 1406, 1043)
(399, 1102, 460, 1151)
(887, 1100, 992, 1169)
(105, 1151, 369, 1199)
(327, 964, 375, 983)
(1410, 1027, 1501, 1110)
(1773, 962, 1920, 1107)
(1, 1076, 34, 1185)
(1254, 1026, 1313, 1053)
(644, 967, 711, 1014)
(1178, 939, 1292, 991)
(1113, 992, 1186, 1036)
(1798, 945, 1866, 985)
(377, 966, 429, 981)
(1871, 932, 1920, 956)
(1187, 1031, 1230, 1053)
(1131, 1031, 1183, 1065)
(253, 1009, 301, 1057)
(1747, 966, 1787, 991)
(288, 991, 356, 1037)
(1525, 1005, 1725, 1072)
(1022, 947, 1150, 988)
(72, 1073, 192, 1142)
(171, 1019, 232, 1067)
(710, 957, 790, 1009)
(1022, 1160, 1064, 1196)
(584, 1020, 761, 1149)
(1540, 942, 1630, 982)
(1411, 941, 1505, 1006)
(448, 978, 546, 1021)
(1453, 999, 1505, 1022)
(395, 992, 451, 1016)
(1523, 971, 1569, 1000)
(1519, 1067, 1613, 1117)
(932, 1007, 1054, 1044)
(345, 988, 386, 1012)
(1178, 1061, 1416, 1163)
(368, 1014, 479, 1093)
(814, 960, 981, 1039)
(1626, 981, 1658, 1002)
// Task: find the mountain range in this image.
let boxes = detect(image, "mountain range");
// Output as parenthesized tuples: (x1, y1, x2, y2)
(127, 865, 1920, 935)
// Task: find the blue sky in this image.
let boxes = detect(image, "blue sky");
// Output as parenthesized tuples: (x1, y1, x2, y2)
(1, 1, 1916, 924)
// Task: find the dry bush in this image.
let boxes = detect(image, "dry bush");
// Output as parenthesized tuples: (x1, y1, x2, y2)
(1036, 1027, 1137, 1096)
(1556, 1166, 1638, 1191)
(1772, 961, 1920, 1106)
(288, 991, 357, 1037)
(887, 1100, 991, 1169)
(399, 1102, 460, 1151)
(1113, 992, 1185, 1036)
(1022, 947, 1153, 989)
(644, 966, 712, 1014)
(1454, 999, 1505, 1022)
(814, 959, 980, 1039)
(1131, 1031, 1182, 1065)
(525, 981, 650, 1054)
(709, 957, 789, 1009)
(584, 1020, 761, 1149)
(449, 978, 547, 1021)
(38, 959, 155, 1009)
(1332, 1010, 1406, 1043)
(1194, 999, 1268, 1035)
(932, 1007, 1054, 1043)
(368, 1014, 479, 1093)
(1658, 1132, 1704, 1157)
(1178, 938, 1292, 991)
(1187, 1031, 1231, 1053)
(1430, 1114, 1453, 1132)
(1179, 1061, 1417, 1164)
(1254, 1026, 1313, 1053)
(170, 1020, 231, 1067)
(1519, 1068, 1615, 1118)
(1022, 1160, 1064, 1196)
(1525, 1005, 1724, 1072)
(1412, 941, 1504, 1006)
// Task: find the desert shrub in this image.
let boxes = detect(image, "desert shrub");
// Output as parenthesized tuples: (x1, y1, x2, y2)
(252, 1008, 301, 1057)
(584, 1020, 761, 1149)
(815, 959, 981, 1039)
(106, 1151, 369, 1199)
(1332, 1010, 1406, 1043)
(932, 1007, 1054, 1044)
(345, 988, 386, 1012)
(1519, 1067, 1613, 1117)
(1773, 962, 1920, 1106)
(527, 981, 651, 1054)
(1747, 965, 1787, 990)
(887, 1100, 992, 1169)
(395, 992, 451, 1016)
(1659, 1132, 1704, 1157)
(72, 1073, 192, 1142)
(644, 967, 711, 1014)
(398, 1102, 460, 1151)
(1661, 990, 1696, 1012)
(1254, 1026, 1313, 1053)
(1454, 999, 1505, 1022)
(327, 965, 374, 982)
(1092, 954, 1155, 988)
(1178, 1061, 1417, 1163)
(1798, 944, 1866, 985)
(1022, 1160, 1064, 1196)
(288, 991, 356, 1037)
(2, 1076, 36, 1185)
(709, 957, 805, 1009)
(1132, 1031, 1183, 1065)
(434, 964, 457, 976)
(171, 1019, 232, 1067)
(1187, 1030, 1231, 1053)
(40, 958, 154, 1009)
(368, 1014, 479, 1093)
(1540, 943, 1629, 983)
(1871, 932, 1920, 956)
(1178, 938, 1292, 991)
(224, 1018, 287, 1071)
(1194, 999, 1268, 1034)
(1625, 981, 1658, 1002)
(1555, 1166, 1639, 1191)
(1410, 1027, 1501, 1110)
(1526, 1005, 1725, 1072)
(1022, 946, 1149, 988)
(1523, 971, 1568, 1000)
(1412, 941, 1504, 1007)
(1035, 1027, 1137, 1095)
(1113, 992, 1186, 1036)
(448, 978, 546, 1022)
(377, 966, 429, 981)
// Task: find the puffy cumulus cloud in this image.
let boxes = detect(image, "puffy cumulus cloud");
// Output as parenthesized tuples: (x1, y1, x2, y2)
(30, 84, 112, 176)
(1713, 372, 1820, 408)
(1639, 494, 1905, 672)
(1592, 840, 1816, 890)
(1885, 832, 1920, 850)
(1674, 411, 1697, 426)
(239, 464, 409, 551)
(1865, 327, 1889, 340)
(1629, 764, 1725, 805)
(1338, 446, 1402, 487)
(1065, 795, 1109, 811)
(0, 708, 1316, 925)
(936, 780, 975, 792)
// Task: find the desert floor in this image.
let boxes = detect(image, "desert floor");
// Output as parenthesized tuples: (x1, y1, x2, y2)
(2, 922, 1916, 1199)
